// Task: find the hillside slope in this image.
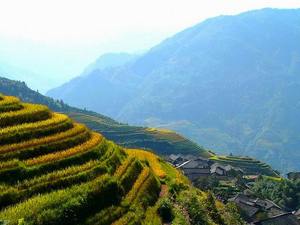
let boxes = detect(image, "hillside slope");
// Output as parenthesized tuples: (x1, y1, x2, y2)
(0, 76, 208, 157)
(47, 8, 300, 172)
(0, 77, 278, 176)
(0, 94, 245, 225)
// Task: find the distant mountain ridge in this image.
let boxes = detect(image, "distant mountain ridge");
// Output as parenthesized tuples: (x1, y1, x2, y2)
(47, 8, 300, 173)
(81, 52, 139, 76)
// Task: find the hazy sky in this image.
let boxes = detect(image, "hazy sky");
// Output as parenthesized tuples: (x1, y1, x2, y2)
(0, 0, 300, 92)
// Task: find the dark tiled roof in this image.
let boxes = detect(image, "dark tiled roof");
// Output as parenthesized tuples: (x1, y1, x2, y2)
(238, 201, 260, 218)
(177, 158, 209, 169)
(253, 213, 300, 225)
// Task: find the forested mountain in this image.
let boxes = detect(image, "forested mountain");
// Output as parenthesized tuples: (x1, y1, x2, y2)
(47, 8, 300, 172)
(80, 52, 139, 76)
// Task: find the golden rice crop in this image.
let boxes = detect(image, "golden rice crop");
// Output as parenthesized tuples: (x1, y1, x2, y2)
(0, 159, 19, 170)
(125, 167, 150, 203)
(0, 175, 112, 224)
(114, 156, 135, 178)
(0, 103, 23, 113)
(25, 132, 103, 166)
(0, 113, 69, 136)
(0, 96, 20, 106)
(0, 103, 50, 127)
(126, 149, 166, 178)
(111, 212, 135, 225)
(17, 160, 100, 189)
(0, 123, 87, 155)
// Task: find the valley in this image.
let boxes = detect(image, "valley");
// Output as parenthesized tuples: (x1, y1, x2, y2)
(1, 4, 300, 225)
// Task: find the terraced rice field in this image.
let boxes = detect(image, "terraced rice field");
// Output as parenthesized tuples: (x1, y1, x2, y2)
(0, 95, 246, 225)
(210, 155, 279, 176)
(0, 95, 169, 224)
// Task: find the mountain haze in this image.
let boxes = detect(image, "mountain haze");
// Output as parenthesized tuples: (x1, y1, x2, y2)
(47, 8, 300, 172)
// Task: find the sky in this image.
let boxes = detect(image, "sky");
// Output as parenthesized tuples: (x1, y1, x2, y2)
(0, 0, 300, 92)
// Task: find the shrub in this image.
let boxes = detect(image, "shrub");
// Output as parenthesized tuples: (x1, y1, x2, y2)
(157, 198, 174, 223)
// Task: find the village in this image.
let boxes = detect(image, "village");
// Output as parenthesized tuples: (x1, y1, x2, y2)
(166, 154, 300, 225)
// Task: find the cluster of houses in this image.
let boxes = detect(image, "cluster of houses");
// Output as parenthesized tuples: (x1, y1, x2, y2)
(229, 193, 300, 225)
(166, 154, 300, 225)
(166, 154, 244, 181)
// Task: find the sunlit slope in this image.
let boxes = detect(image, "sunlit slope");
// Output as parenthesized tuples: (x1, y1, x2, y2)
(0, 94, 244, 225)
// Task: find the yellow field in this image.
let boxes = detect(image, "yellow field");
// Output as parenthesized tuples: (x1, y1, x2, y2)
(0, 103, 50, 126)
(125, 167, 150, 202)
(126, 149, 166, 178)
(0, 96, 20, 106)
(17, 160, 100, 189)
(25, 132, 103, 166)
(0, 123, 87, 154)
(0, 113, 69, 136)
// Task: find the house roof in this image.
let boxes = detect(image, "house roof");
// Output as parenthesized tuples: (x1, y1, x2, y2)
(253, 213, 300, 225)
(177, 158, 210, 169)
(238, 201, 260, 218)
(169, 154, 205, 162)
(176, 160, 191, 168)
(210, 163, 225, 170)
(169, 154, 181, 161)
(183, 168, 211, 174)
(211, 163, 243, 173)
(255, 199, 281, 210)
(229, 193, 283, 218)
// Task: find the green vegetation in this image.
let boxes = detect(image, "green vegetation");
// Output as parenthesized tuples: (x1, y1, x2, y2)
(0, 94, 244, 224)
(210, 155, 278, 176)
(251, 176, 300, 211)
(68, 112, 209, 157)
(0, 77, 208, 157)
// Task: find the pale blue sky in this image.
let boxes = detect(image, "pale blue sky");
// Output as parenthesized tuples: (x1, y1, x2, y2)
(0, 0, 300, 92)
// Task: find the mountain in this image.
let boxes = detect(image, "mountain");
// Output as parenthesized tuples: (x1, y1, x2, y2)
(80, 52, 139, 76)
(1, 76, 278, 177)
(47, 8, 300, 173)
(0, 94, 245, 224)
(0, 61, 49, 93)
(0, 76, 208, 157)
